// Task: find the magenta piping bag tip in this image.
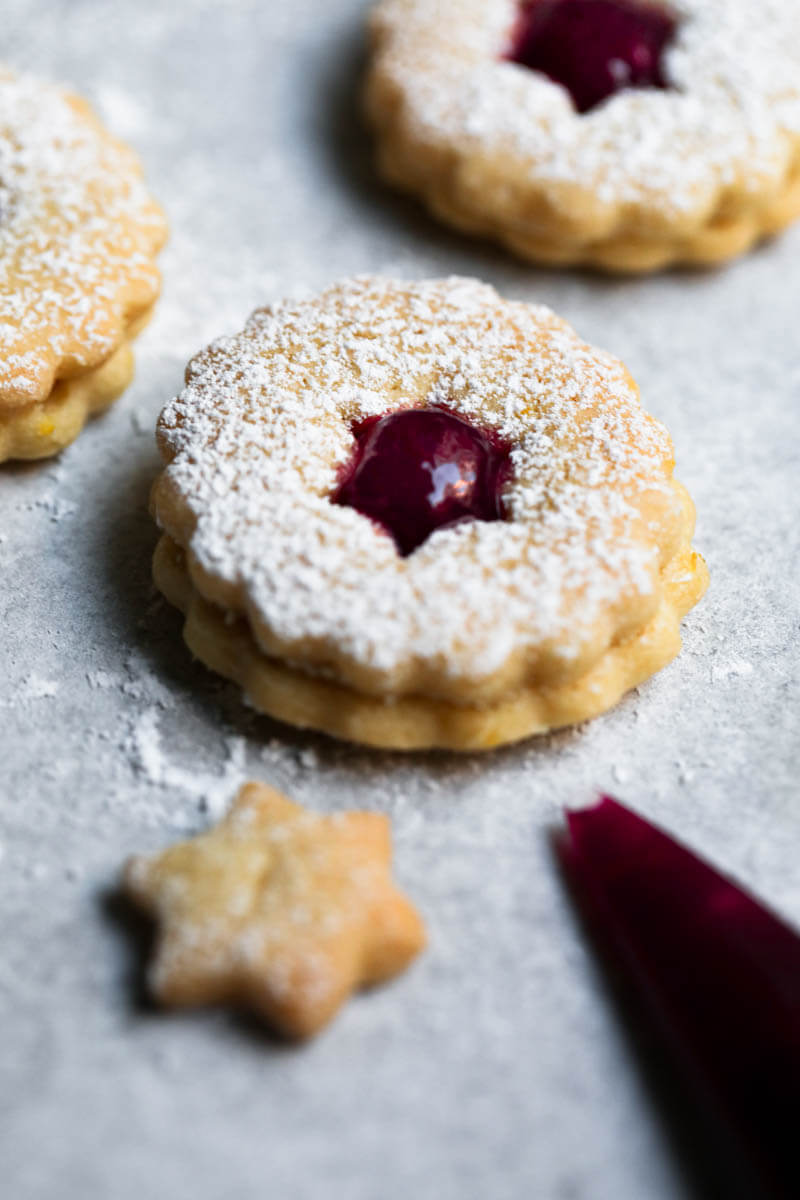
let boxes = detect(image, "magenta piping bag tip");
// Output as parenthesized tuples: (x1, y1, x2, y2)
(560, 795, 800, 1199)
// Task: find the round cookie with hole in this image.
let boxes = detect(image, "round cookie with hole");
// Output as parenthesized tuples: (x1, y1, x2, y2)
(151, 275, 708, 751)
(364, 0, 800, 271)
(0, 70, 166, 462)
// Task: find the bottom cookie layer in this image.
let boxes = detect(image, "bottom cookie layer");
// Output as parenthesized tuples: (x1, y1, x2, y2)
(153, 535, 709, 752)
(431, 179, 800, 273)
(0, 308, 154, 463)
(375, 141, 800, 273)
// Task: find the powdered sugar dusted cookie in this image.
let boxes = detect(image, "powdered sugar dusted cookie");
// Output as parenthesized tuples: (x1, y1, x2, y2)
(365, 0, 800, 271)
(0, 70, 166, 461)
(151, 276, 708, 751)
(124, 782, 426, 1039)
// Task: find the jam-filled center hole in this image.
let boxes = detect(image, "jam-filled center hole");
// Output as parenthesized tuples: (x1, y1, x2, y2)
(507, 0, 677, 114)
(333, 406, 513, 557)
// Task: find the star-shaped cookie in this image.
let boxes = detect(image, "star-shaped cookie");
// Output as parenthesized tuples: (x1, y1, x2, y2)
(123, 783, 426, 1038)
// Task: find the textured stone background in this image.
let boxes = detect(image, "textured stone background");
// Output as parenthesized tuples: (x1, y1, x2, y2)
(2, 2, 799, 1197)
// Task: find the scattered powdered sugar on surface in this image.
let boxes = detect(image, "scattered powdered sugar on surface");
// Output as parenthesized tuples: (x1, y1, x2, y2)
(92, 84, 150, 140)
(370, 0, 800, 213)
(94, 649, 177, 710)
(87, 668, 126, 691)
(19, 674, 60, 701)
(156, 275, 680, 691)
(28, 493, 78, 522)
(0, 70, 165, 405)
(0, 673, 60, 707)
(710, 656, 755, 684)
(129, 707, 248, 820)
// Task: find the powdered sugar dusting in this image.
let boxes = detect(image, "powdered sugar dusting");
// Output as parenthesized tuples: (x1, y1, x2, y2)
(368, 0, 800, 216)
(0, 70, 166, 406)
(0, 674, 60, 706)
(155, 276, 684, 696)
(129, 708, 248, 820)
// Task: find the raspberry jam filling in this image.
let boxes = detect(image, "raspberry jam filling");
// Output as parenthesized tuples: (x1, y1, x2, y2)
(333, 407, 512, 557)
(508, 0, 676, 114)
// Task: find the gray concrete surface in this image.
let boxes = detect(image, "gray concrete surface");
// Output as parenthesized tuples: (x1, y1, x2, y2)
(2, 2, 799, 1197)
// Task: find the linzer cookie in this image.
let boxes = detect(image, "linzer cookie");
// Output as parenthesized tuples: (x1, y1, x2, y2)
(0, 70, 166, 462)
(150, 276, 707, 750)
(364, 0, 800, 271)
